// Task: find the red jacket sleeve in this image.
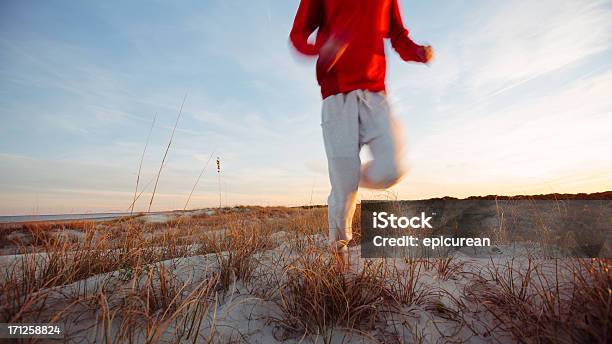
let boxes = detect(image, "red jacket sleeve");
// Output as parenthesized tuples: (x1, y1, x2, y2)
(289, 0, 323, 56)
(388, 0, 426, 62)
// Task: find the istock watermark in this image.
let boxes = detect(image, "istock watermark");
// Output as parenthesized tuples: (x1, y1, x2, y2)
(372, 211, 433, 229)
(360, 199, 611, 258)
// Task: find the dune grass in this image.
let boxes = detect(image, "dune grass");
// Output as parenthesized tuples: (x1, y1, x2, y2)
(0, 206, 609, 343)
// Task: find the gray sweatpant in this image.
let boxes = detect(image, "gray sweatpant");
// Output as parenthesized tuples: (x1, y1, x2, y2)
(321, 90, 406, 246)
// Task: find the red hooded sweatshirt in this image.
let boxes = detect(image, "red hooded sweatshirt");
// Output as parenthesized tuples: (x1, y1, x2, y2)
(290, 0, 428, 99)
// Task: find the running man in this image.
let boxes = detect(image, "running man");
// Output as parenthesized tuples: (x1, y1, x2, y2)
(289, 0, 433, 253)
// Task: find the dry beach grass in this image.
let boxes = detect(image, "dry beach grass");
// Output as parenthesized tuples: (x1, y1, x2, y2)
(0, 205, 610, 343)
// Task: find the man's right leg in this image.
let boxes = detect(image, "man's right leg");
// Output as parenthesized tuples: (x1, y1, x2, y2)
(358, 91, 406, 189)
(321, 93, 360, 248)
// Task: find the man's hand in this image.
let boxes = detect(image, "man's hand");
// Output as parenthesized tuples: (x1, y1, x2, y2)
(420, 45, 434, 64)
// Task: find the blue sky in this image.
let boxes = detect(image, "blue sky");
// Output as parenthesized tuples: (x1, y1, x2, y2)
(1, 0, 611, 215)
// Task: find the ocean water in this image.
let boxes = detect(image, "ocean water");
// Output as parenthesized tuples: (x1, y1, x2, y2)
(0, 212, 131, 224)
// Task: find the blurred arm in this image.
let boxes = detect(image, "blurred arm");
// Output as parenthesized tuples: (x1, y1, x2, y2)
(388, 0, 427, 62)
(289, 0, 323, 56)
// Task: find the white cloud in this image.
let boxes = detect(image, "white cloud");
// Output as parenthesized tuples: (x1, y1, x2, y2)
(462, 0, 611, 91)
(398, 70, 612, 198)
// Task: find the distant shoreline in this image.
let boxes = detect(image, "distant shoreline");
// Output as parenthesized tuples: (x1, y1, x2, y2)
(1, 191, 609, 224)
(0, 212, 133, 225)
(434, 191, 612, 201)
(0, 210, 176, 225)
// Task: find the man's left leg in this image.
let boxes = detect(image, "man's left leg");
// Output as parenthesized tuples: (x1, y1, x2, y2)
(321, 92, 361, 248)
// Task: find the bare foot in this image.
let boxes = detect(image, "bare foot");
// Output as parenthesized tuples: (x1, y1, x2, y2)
(329, 241, 349, 273)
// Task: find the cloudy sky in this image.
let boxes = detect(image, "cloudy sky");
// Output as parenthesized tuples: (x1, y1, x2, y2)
(1, 0, 611, 215)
